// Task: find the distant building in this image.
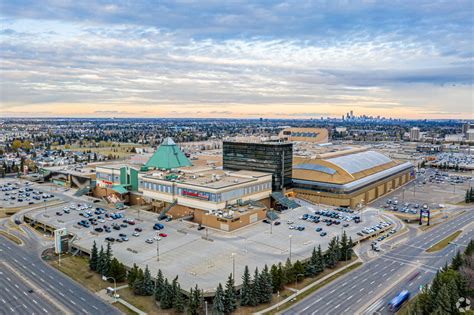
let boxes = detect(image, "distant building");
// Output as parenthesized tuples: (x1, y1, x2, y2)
(409, 127, 421, 141)
(462, 123, 471, 135)
(278, 127, 329, 143)
(445, 134, 464, 143)
(467, 130, 474, 141)
(223, 141, 292, 191)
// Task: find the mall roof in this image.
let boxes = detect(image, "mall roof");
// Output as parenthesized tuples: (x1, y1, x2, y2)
(144, 137, 192, 170)
(326, 151, 393, 175)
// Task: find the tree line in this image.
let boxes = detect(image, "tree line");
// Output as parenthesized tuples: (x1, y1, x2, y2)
(89, 231, 354, 314)
(409, 240, 474, 314)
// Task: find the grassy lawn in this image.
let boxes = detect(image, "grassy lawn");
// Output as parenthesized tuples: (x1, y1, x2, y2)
(0, 230, 22, 245)
(48, 254, 123, 292)
(54, 143, 144, 159)
(116, 287, 165, 315)
(112, 302, 139, 315)
(426, 230, 462, 252)
(263, 261, 363, 315)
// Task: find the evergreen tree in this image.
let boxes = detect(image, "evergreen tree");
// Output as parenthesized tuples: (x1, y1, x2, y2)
(451, 251, 463, 270)
(160, 278, 173, 309)
(142, 265, 154, 296)
(103, 241, 112, 276)
(154, 269, 164, 301)
(89, 241, 98, 271)
(240, 266, 251, 306)
(97, 246, 106, 276)
(108, 258, 127, 282)
(212, 283, 225, 315)
(315, 245, 325, 273)
(132, 268, 145, 295)
(223, 274, 237, 313)
(174, 283, 185, 313)
(249, 268, 259, 307)
(325, 237, 339, 268)
(278, 262, 287, 286)
(270, 264, 282, 293)
(127, 264, 139, 289)
(292, 260, 305, 281)
(188, 285, 202, 315)
(260, 265, 273, 304)
(284, 258, 295, 283)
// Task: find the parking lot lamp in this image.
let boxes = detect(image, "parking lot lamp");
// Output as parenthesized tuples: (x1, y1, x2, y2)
(289, 235, 293, 262)
(156, 237, 160, 261)
(102, 276, 117, 301)
(317, 192, 321, 211)
(231, 253, 236, 280)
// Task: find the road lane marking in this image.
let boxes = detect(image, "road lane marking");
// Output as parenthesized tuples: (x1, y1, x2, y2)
(33, 299, 38, 305)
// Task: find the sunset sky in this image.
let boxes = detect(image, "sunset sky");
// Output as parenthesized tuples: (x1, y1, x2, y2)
(1, 1, 473, 119)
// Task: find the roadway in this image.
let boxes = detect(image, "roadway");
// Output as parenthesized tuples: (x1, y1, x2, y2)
(282, 208, 474, 315)
(0, 195, 123, 315)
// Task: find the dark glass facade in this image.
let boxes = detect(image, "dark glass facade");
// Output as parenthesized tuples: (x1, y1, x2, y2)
(223, 141, 293, 191)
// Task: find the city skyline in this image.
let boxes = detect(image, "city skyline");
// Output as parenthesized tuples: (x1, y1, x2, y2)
(1, 1, 473, 119)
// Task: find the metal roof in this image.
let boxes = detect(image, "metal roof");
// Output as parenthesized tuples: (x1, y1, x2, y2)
(145, 137, 192, 170)
(326, 151, 392, 174)
(293, 163, 337, 175)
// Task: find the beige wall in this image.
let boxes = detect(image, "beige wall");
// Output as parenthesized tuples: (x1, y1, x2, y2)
(293, 170, 413, 208)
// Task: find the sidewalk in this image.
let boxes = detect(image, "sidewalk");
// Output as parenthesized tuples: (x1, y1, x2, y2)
(256, 258, 362, 314)
(96, 286, 147, 315)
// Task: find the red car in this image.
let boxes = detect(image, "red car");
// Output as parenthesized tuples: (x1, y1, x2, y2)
(159, 233, 168, 237)
(127, 220, 136, 225)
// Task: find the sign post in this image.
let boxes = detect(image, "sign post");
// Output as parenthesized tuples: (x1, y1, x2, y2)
(54, 228, 67, 266)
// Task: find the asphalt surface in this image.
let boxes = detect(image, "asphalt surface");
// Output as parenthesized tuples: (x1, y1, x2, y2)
(282, 208, 474, 315)
(0, 186, 123, 315)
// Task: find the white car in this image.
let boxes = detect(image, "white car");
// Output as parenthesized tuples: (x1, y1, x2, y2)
(98, 219, 105, 223)
(287, 220, 294, 224)
(153, 235, 162, 241)
(289, 225, 295, 230)
(133, 232, 140, 237)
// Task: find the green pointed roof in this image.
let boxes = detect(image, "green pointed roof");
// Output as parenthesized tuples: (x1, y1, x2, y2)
(144, 137, 192, 170)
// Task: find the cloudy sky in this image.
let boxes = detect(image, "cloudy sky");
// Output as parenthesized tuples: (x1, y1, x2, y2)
(0, 0, 473, 119)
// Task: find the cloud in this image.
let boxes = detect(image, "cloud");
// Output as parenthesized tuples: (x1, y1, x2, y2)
(0, 1, 472, 118)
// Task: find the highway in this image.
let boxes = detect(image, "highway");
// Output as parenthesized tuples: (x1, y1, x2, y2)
(282, 208, 474, 315)
(0, 198, 123, 315)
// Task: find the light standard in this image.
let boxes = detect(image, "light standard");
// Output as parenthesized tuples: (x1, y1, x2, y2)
(102, 276, 117, 301)
(289, 235, 293, 262)
(402, 188, 406, 203)
(231, 253, 236, 279)
(316, 191, 321, 211)
(156, 236, 160, 261)
(359, 199, 365, 222)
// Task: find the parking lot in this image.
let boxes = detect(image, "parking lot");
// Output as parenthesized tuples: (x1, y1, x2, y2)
(371, 168, 472, 216)
(0, 178, 58, 209)
(25, 198, 385, 293)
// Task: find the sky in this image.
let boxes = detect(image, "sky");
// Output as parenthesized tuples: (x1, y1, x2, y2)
(0, 0, 473, 119)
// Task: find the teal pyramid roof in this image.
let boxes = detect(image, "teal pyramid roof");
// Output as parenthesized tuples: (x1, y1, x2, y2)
(144, 137, 192, 170)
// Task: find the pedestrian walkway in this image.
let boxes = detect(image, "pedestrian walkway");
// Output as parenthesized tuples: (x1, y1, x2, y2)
(96, 287, 147, 315)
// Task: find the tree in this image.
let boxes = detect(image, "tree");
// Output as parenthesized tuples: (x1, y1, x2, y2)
(132, 268, 145, 295)
(154, 269, 164, 301)
(97, 246, 105, 276)
(451, 251, 463, 270)
(212, 283, 225, 315)
(108, 258, 127, 282)
(223, 274, 237, 313)
(142, 265, 154, 296)
(259, 265, 273, 304)
(249, 267, 260, 306)
(127, 264, 140, 289)
(104, 241, 112, 276)
(326, 237, 340, 268)
(188, 285, 202, 315)
(159, 278, 173, 309)
(292, 260, 305, 281)
(174, 283, 185, 313)
(240, 266, 251, 306)
(89, 241, 98, 271)
(11, 139, 22, 151)
(284, 258, 295, 283)
(270, 264, 282, 293)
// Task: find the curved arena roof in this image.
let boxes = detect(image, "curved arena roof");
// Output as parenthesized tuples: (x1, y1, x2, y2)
(326, 151, 393, 175)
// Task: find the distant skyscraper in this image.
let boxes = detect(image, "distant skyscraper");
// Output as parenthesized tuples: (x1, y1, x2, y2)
(410, 127, 421, 141)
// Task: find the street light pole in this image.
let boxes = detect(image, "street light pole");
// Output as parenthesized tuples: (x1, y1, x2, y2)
(156, 237, 160, 261)
(231, 253, 236, 279)
(102, 276, 117, 301)
(289, 235, 293, 262)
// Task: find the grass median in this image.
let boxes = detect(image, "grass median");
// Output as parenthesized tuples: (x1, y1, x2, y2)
(426, 230, 462, 252)
(0, 230, 22, 245)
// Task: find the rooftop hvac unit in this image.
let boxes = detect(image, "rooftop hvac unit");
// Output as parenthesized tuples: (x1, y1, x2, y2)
(234, 179, 239, 183)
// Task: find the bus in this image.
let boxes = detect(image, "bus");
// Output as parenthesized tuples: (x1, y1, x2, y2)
(388, 289, 410, 311)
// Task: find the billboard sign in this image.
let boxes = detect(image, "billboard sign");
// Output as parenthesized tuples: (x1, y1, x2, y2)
(54, 228, 67, 254)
